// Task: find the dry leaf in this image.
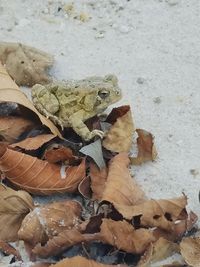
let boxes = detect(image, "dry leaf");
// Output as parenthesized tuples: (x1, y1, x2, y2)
(0, 146, 86, 195)
(137, 237, 179, 267)
(80, 139, 106, 169)
(0, 184, 34, 242)
(99, 219, 155, 254)
(130, 129, 157, 165)
(33, 228, 97, 258)
(102, 152, 146, 207)
(0, 240, 21, 260)
(11, 134, 55, 150)
(18, 200, 82, 247)
(44, 145, 77, 163)
(180, 237, 200, 267)
(0, 62, 61, 137)
(0, 116, 35, 143)
(0, 42, 53, 86)
(103, 105, 135, 152)
(90, 163, 108, 200)
(50, 255, 126, 267)
(32, 264, 51, 267)
(115, 195, 187, 231)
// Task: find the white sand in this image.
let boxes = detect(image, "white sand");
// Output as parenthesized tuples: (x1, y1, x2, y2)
(0, 0, 199, 265)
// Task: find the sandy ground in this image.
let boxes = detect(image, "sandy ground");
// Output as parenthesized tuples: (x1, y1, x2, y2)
(0, 0, 200, 265)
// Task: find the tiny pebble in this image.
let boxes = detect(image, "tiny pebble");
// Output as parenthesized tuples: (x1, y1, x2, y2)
(95, 32, 105, 39)
(165, 0, 179, 6)
(136, 77, 145, 84)
(190, 169, 199, 176)
(153, 97, 162, 104)
(119, 25, 130, 33)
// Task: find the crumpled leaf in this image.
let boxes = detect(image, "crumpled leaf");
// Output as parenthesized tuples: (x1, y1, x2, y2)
(11, 134, 55, 150)
(0, 146, 86, 195)
(115, 195, 187, 231)
(130, 129, 157, 165)
(0, 62, 61, 138)
(0, 240, 21, 261)
(32, 228, 97, 258)
(43, 144, 77, 164)
(50, 256, 126, 267)
(102, 152, 146, 207)
(180, 237, 200, 267)
(103, 105, 135, 152)
(0, 184, 34, 242)
(0, 42, 53, 86)
(98, 219, 155, 254)
(80, 139, 106, 169)
(137, 237, 179, 267)
(18, 200, 82, 247)
(90, 163, 108, 200)
(0, 116, 35, 143)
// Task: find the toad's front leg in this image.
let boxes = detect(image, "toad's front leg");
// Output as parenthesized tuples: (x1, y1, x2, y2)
(68, 112, 104, 141)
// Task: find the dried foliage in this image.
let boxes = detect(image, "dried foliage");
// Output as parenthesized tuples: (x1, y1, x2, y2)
(18, 200, 82, 247)
(0, 184, 33, 242)
(137, 238, 179, 267)
(0, 62, 61, 137)
(102, 152, 146, 207)
(130, 129, 157, 165)
(44, 145, 77, 163)
(180, 237, 200, 267)
(0, 146, 86, 194)
(11, 134, 55, 150)
(103, 105, 135, 152)
(0, 240, 21, 261)
(0, 42, 53, 86)
(0, 116, 35, 143)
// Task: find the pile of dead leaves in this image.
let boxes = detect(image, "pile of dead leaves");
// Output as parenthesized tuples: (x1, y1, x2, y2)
(0, 62, 199, 267)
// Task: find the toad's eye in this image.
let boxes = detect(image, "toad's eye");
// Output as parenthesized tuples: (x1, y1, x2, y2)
(98, 90, 110, 99)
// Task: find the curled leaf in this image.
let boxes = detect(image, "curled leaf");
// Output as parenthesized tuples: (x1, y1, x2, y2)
(0, 146, 86, 195)
(102, 152, 146, 207)
(18, 200, 82, 247)
(50, 256, 126, 267)
(115, 195, 187, 231)
(137, 237, 179, 267)
(80, 139, 106, 169)
(0, 62, 61, 137)
(180, 237, 200, 267)
(130, 129, 157, 165)
(44, 145, 77, 164)
(0, 240, 21, 261)
(11, 134, 55, 150)
(0, 116, 35, 143)
(103, 105, 135, 152)
(99, 219, 155, 254)
(0, 184, 34, 242)
(0, 42, 53, 86)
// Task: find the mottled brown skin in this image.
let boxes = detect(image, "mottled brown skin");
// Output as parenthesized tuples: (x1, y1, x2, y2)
(32, 75, 122, 141)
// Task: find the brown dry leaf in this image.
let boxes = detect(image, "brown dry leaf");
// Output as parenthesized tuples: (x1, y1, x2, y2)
(0, 184, 34, 242)
(130, 129, 157, 165)
(103, 105, 135, 152)
(0, 42, 53, 86)
(115, 195, 187, 231)
(0, 240, 21, 260)
(32, 228, 97, 258)
(102, 152, 146, 207)
(44, 145, 77, 163)
(32, 264, 51, 267)
(0, 116, 35, 143)
(99, 219, 155, 254)
(90, 162, 108, 200)
(50, 256, 126, 267)
(180, 237, 200, 267)
(11, 134, 55, 150)
(18, 200, 82, 247)
(0, 146, 86, 195)
(137, 237, 179, 267)
(0, 62, 61, 138)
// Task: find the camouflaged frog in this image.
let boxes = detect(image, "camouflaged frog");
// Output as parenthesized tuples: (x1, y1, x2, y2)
(31, 74, 122, 141)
